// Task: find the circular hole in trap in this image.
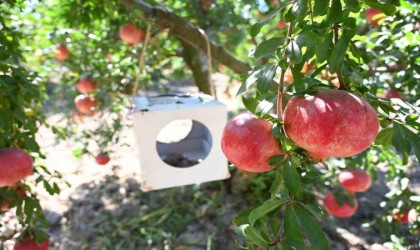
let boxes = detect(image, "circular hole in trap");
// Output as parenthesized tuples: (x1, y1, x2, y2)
(156, 119, 213, 168)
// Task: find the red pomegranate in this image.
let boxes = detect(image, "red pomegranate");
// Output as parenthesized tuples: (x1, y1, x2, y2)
(1, 187, 26, 212)
(338, 169, 372, 193)
(53, 44, 70, 61)
(283, 89, 379, 161)
(384, 89, 402, 99)
(0, 148, 33, 188)
(277, 20, 286, 29)
(324, 192, 358, 218)
(393, 209, 409, 223)
(14, 238, 49, 250)
(95, 153, 110, 165)
(74, 95, 98, 115)
(119, 24, 145, 45)
(221, 113, 283, 173)
(365, 8, 384, 26)
(76, 77, 97, 94)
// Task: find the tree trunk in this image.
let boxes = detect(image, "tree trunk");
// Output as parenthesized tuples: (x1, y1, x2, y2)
(180, 40, 212, 95)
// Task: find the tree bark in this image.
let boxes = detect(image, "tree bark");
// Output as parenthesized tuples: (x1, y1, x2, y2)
(180, 40, 212, 95)
(129, 0, 252, 74)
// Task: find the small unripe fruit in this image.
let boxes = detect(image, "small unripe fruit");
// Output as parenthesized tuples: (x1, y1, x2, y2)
(338, 169, 372, 193)
(119, 24, 145, 45)
(14, 238, 49, 250)
(0, 148, 33, 188)
(324, 192, 358, 218)
(221, 113, 283, 173)
(74, 95, 98, 115)
(76, 77, 96, 94)
(95, 153, 110, 165)
(283, 89, 379, 160)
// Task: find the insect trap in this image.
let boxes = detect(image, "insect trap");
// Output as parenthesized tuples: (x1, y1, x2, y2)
(131, 94, 230, 191)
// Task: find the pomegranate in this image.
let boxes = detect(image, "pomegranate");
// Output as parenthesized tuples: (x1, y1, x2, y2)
(14, 238, 49, 250)
(324, 192, 358, 217)
(277, 20, 286, 29)
(384, 89, 402, 99)
(1, 187, 26, 212)
(119, 24, 145, 45)
(393, 209, 409, 223)
(338, 169, 372, 193)
(365, 8, 384, 26)
(283, 89, 379, 161)
(95, 153, 110, 165)
(221, 113, 283, 173)
(53, 44, 70, 61)
(74, 95, 98, 115)
(0, 148, 33, 187)
(76, 77, 97, 94)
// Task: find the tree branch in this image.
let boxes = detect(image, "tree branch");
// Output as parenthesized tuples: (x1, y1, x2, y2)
(130, 0, 252, 74)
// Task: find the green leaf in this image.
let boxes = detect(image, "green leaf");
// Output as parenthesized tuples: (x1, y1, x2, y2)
(242, 95, 259, 114)
(392, 123, 412, 164)
(296, 31, 322, 48)
(251, 6, 285, 37)
(327, 0, 342, 24)
(328, 33, 351, 72)
(244, 226, 270, 246)
(286, 78, 326, 95)
(362, 0, 397, 15)
(294, 204, 330, 250)
(374, 128, 393, 148)
(313, 0, 329, 16)
(257, 63, 278, 94)
(344, 0, 361, 12)
(291, 0, 308, 18)
(249, 199, 284, 226)
(316, 32, 333, 63)
(284, 160, 301, 197)
(284, 205, 304, 241)
(255, 38, 286, 59)
(233, 207, 253, 225)
(286, 40, 302, 64)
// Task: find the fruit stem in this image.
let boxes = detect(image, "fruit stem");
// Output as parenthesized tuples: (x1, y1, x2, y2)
(321, 159, 329, 170)
(277, 20, 294, 121)
(333, 24, 348, 91)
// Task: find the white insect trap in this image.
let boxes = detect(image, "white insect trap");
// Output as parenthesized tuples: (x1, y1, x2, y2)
(131, 94, 230, 191)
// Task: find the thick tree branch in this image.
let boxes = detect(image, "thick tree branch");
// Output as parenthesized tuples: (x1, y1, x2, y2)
(130, 0, 251, 74)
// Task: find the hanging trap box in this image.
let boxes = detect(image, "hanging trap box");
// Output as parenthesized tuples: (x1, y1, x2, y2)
(131, 94, 230, 191)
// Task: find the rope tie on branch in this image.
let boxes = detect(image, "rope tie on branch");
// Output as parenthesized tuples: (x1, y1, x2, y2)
(198, 28, 217, 99)
(133, 22, 152, 97)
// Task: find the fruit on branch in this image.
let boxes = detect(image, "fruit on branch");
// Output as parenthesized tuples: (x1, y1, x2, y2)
(0, 187, 26, 212)
(384, 89, 402, 99)
(119, 24, 145, 45)
(392, 209, 409, 223)
(365, 8, 384, 26)
(76, 77, 97, 94)
(277, 20, 286, 29)
(74, 95, 98, 115)
(283, 89, 379, 161)
(200, 0, 212, 10)
(95, 153, 110, 165)
(14, 238, 49, 250)
(221, 113, 283, 173)
(0, 148, 33, 188)
(324, 192, 358, 217)
(338, 169, 372, 193)
(53, 44, 70, 61)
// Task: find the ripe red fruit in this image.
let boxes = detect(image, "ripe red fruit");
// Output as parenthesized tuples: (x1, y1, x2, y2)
(365, 8, 384, 26)
(384, 89, 402, 99)
(393, 209, 409, 223)
(0, 148, 33, 188)
(74, 95, 98, 115)
(95, 153, 110, 165)
(338, 169, 372, 193)
(1, 187, 26, 212)
(324, 192, 359, 217)
(221, 113, 283, 173)
(76, 77, 97, 94)
(277, 20, 286, 29)
(283, 89, 379, 161)
(53, 44, 70, 61)
(14, 238, 49, 250)
(119, 24, 145, 45)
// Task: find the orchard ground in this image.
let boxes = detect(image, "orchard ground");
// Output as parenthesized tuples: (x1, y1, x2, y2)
(1, 73, 419, 250)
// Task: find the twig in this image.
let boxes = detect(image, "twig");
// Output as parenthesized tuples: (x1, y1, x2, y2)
(133, 22, 152, 96)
